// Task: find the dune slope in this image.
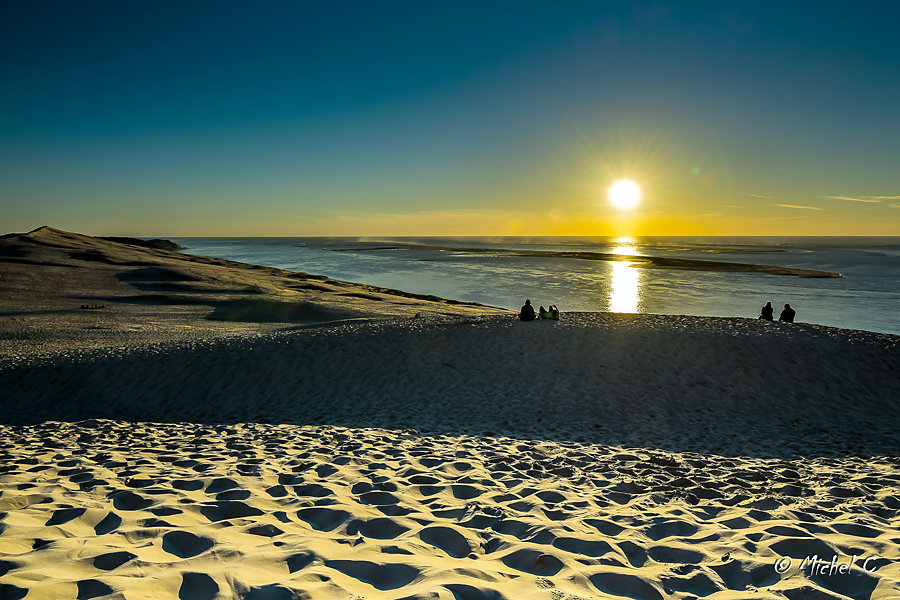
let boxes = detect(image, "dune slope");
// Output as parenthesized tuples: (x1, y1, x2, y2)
(0, 226, 505, 356)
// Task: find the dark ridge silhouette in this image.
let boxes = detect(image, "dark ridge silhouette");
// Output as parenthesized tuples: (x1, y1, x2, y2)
(100, 236, 185, 251)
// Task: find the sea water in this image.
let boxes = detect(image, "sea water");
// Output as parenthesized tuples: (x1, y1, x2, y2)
(171, 237, 900, 335)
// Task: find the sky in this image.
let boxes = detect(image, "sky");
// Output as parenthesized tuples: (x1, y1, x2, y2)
(1, 1, 899, 236)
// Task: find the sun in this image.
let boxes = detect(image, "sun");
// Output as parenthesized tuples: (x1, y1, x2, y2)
(608, 180, 641, 210)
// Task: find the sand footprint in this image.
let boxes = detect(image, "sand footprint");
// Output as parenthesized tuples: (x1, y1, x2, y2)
(92, 512, 121, 535)
(324, 560, 420, 591)
(589, 572, 664, 600)
(76, 579, 115, 599)
(644, 518, 699, 541)
(92, 551, 137, 571)
(179, 572, 218, 600)
(552, 537, 614, 557)
(234, 582, 302, 599)
(204, 478, 239, 494)
(646, 544, 704, 564)
(108, 490, 153, 511)
(285, 552, 315, 573)
(296, 507, 349, 532)
(451, 485, 483, 500)
(419, 526, 472, 558)
(347, 517, 409, 539)
(199, 501, 263, 522)
(659, 567, 722, 597)
(162, 531, 214, 558)
(500, 549, 563, 576)
(45, 507, 86, 526)
(247, 524, 283, 537)
(443, 583, 508, 600)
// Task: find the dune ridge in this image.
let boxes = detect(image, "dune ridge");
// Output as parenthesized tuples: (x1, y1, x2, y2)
(0, 226, 505, 356)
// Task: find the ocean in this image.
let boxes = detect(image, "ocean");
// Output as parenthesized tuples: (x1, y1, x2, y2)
(171, 237, 900, 335)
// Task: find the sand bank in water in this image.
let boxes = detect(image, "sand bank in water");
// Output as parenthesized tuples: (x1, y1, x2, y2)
(324, 244, 842, 277)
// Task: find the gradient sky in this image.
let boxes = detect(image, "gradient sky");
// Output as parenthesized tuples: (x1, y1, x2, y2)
(2, 1, 899, 236)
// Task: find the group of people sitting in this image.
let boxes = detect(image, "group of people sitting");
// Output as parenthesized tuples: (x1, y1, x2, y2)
(759, 301, 795, 323)
(519, 298, 795, 323)
(519, 299, 559, 321)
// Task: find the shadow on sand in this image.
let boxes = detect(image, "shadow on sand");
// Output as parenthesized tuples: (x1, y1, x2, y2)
(2, 315, 897, 459)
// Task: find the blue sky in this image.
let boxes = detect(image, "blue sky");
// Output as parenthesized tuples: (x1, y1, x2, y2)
(2, 1, 898, 235)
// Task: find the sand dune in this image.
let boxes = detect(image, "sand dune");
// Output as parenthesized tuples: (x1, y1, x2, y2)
(1, 227, 898, 599)
(0, 226, 505, 356)
(3, 313, 897, 457)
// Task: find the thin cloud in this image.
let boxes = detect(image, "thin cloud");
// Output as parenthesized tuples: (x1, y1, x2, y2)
(745, 193, 771, 199)
(776, 204, 826, 211)
(724, 205, 746, 208)
(891, 203, 900, 208)
(824, 195, 891, 203)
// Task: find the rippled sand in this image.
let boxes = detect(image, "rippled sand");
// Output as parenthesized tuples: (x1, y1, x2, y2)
(1, 421, 898, 599)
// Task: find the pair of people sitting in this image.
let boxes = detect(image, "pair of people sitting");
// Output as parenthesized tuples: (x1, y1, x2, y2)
(539, 305, 560, 320)
(759, 301, 795, 323)
(519, 299, 559, 321)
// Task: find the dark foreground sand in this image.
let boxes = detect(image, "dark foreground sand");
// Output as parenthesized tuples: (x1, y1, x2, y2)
(1, 227, 898, 599)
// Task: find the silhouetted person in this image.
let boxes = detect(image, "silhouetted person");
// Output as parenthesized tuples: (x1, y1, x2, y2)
(779, 303, 795, 323)
(519, 299, 536, 321)
(550, 305, 560, 319)
(759, 301, 774, 321)
(539, 305, 548, 320)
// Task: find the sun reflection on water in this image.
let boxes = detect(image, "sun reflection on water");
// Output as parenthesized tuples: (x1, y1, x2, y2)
(608, 245, 641, 313)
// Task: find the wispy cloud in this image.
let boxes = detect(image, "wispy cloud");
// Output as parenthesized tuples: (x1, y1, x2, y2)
(824, 195, 899, 203)
(891, 203, 900, 208)
(776, 204, 826, 211)
(723, 205, 746, 209)
(746, 193, 771, 199)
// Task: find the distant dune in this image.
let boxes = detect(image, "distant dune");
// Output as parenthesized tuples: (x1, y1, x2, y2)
(0, 226, 506, 356)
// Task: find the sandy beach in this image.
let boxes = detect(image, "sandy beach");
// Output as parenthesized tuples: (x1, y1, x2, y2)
(1, 228, 899, 599)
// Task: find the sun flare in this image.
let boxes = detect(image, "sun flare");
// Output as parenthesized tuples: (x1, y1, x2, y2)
(609, 180, 641, 210)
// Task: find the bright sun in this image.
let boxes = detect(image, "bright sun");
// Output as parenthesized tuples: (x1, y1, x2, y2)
(608, 179, 641, 210)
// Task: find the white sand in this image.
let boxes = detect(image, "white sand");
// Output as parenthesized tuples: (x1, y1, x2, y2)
(1, 420, 898, 599)
(1, 228, 899, 599)
(1, 315, 899, 599)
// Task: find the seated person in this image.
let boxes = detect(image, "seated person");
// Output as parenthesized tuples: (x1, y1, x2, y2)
(779, 303, 795, 323)
(549, 305, 560, 319)
(519, 299, 536, 321)
(759, 301, 774, 321)
(539, 306, 548, 320)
